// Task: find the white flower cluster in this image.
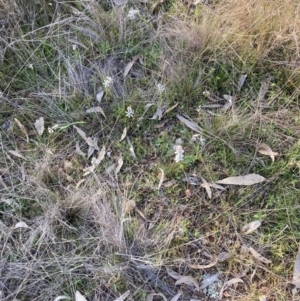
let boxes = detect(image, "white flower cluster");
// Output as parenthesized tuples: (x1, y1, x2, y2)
(103, 76, 113, 88)
(125, 106, 134, 118)
(48, 124, 59, 134)
(173, 144, 184, 163)
(127, 8, 140, 20)
(157, 83, 166, 93)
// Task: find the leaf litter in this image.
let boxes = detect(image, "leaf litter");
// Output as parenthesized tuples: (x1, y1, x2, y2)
(119, 127, 127, 142)
(8, 150, 26, 160)
(215, 174, 265, 186)
(247, 246, 272, 264)
(14, 118, 29, 143)
(292, 244, 300, 295)
(86, 106, 106, 118)
(257, 143, 278, 163)
(199, 273, 220, 290)
(218, 278, 244, 300)
(200, 176, 212, 199)
(176, 114, 202, 133)
(124, 54, 142, 78)
(175, 275, 200, 291)
(75, 291, 87, 301)
(241, 220, 262, 234)
(73, 125, 99, 150)
(35, 117, 45, 136)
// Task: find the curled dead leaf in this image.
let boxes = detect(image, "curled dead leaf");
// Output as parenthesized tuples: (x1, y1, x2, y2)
(176, 114, 202, 133)
(186, 255, 218, 270)
(241, 220, 262, 234)
(86, 106, 106, 118)
(219, 278, 244, 300)
(175, 276, 200, 291)
(257, 143, 278, 163)
(166, 267, 181, 280)
(35, 117, 45, 136)
(14, 221, 29, 229)
(248, 246, 272, 264)
(120, 127, 127, 142)
(200, 176, 212, 199)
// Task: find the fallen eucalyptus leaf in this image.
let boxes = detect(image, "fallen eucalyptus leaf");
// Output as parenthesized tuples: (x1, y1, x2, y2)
(166, 267, 181, 280)
(120, 127, 127, 142)
(257, 143, 278, 163)
(238, 74, 247, 91)
(157, 168, 165, 194)
(73, 125, 99, 150)
(14, 221, 29, 229)
(113, 290, 130, 301)
(14, 118, 29, 143)
(127, 138, 136, 158)
(241, 220, 262, 234)
(94, 145, 106, 166)
(176, 114, 202, 133)
(86, 106, 106, 118)
(150, 105, 167, 120)
(175, 276, 200, 291)
(292, 244, 300, 295)
(258, 75, 272, 101)
(115, 155, 123, 176)
(146, 293, 167, 301)
(75, 141, 86, 157)
(35, 117, 44, 136)
(96, 88, 104, 103)
(8, 150, 26, 160)
(215, 174, 265, 186)
(199, 273, 220, 290)
(75, 291, 87, 301)
(76, 179, 86, 189)
(54, 296, 71, 301)
(124, 55, 141, 78)
(248, 246, 272, 264)
(219, 278, 244, 300)
(200, 176, 212, 199)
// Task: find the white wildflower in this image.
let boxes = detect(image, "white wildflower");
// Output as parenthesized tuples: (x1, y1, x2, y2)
(127, 8, 140, 20)
(72, 44, 77, 51)
(203, 90, 210, 97)
(196, 105, 202, 112)
(103, 76, 113, 88)
(28, 64, 33, 69)
(125, 106, 134, 118)
(47, 124, 59, 134)
(173, 145, 184, 163)
(192, 134, 206, 146)
(157, 83, 166, 93)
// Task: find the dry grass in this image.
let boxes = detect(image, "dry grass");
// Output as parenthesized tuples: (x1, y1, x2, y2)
(1, 0, 300, 300)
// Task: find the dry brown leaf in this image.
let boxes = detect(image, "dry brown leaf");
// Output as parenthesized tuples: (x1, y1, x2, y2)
(124, 55, 141, 78)
(170, 293, 182, 301)
(8, 150, 26, 160)
(113, 290, 130, 301)
(96, 88, 104, 103)
(200, 176, 212, 199)
(73, 125, 99, 150)
(241, 220, 262, 234)
(75, 291, 87, 301)
(166, 267, 181, 280)
(257, 143, 278, 163)
(86, 106, 106, 118)
(207, 183, 225, 190)
(176, 114, 202, 133)
(238, 74, 247, 91)
(292, 244, 300, 295)
(219, 278, 244, 300)
(14, 118, 29, 143)
(14, 221, 29, 229)
(115, 155, 123, 176)
(199, 273, 219, 290)
(94, 146, 106, 166)
(248, 247, 272, 264)
(164, 103, 179, 115)
(35, 117, 44, 136)
(157, 168, 165, 193)
(76, 179, 86, 189)
(127, 138, 136, 158)
(146, 293, 167, 301)
(258, 76, 272, 100)
(215, 174, 265, 186)
(187, 255, 218, 270)
(120, 127, 127, 142)
(150, 105, 167, 120)
(175, 276, 200, 291)
(75, 141, 86, 157)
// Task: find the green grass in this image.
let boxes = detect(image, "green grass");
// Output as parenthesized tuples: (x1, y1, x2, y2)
(1, 0, 300, 300)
